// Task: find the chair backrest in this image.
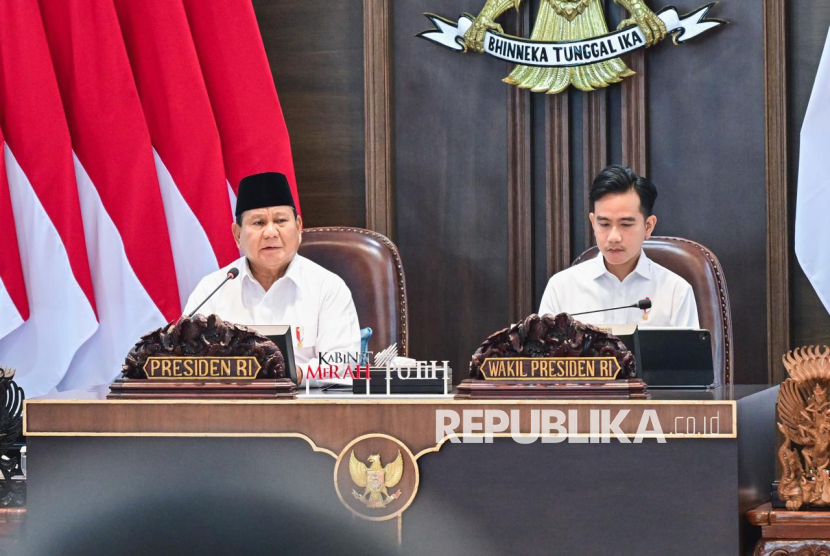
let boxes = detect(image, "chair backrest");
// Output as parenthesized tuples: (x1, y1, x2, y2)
(572, 237, 733, 386)
(298, 227, 408, 357)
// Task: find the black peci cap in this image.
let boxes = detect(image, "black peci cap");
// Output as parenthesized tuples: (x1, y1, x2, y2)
(235, 172, 295, 219)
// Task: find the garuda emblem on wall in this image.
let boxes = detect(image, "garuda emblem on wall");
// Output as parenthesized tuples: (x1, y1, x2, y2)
(419, 1, 726, 94)
(778, 346, 830, 510)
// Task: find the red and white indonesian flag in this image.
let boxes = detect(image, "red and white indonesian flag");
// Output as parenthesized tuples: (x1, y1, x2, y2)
(796, 27, 830, 314)
(0, 0, 298, 395)
(113, 0, 240, 301)
(0, 126, 28, 341)
(0, 0, 99, 396)
(40, 0, 182, 391)
(182, 0, 301, 208)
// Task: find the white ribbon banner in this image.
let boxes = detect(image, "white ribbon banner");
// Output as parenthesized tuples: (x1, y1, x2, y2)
(418, 4, 724, 68)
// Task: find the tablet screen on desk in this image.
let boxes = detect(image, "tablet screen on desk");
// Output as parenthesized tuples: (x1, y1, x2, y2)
(244, 324, 297, 384)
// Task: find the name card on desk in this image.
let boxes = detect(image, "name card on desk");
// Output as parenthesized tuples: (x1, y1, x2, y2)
(142, 356, 262, 380)
(479, 357, 621, 381)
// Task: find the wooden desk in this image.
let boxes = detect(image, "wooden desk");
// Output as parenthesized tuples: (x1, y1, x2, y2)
(21, 386, 777, 555)
(747, 502, 830, 555)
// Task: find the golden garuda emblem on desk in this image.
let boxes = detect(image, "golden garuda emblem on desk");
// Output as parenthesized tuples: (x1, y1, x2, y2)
(418, 1, 726, 94)
(349, 451, 404, 509)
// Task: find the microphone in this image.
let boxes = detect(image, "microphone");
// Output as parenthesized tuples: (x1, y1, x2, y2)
(187, 268, 239, 317)
(570, 298, 651, 317)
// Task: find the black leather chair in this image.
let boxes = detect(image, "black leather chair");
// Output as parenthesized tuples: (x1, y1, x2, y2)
(572, 237, 733, 386)
(298, 227, 408, 357)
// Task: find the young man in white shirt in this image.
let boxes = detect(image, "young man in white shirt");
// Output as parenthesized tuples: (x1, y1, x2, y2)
(184, 172, 361, 385)
(539, 165, 699, 328)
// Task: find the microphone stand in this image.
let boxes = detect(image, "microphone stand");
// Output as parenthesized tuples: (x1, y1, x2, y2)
(571, 302, 644, 317)
(187, 270, 238, 317)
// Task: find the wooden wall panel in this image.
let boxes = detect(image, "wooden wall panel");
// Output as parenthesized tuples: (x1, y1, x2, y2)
(505, 7, 534, 322)
(253, 0, 830, 386)
(569, 90, 587, 257)
(647, 0, 766, 384)
(546, 95, 571, 278)
(764, 0, 790, 384)
(364, 0, 395, 238)
(391, 1, 510, 382)
(621, 50, 647, 175)
(582, 91, 607, 251)
(531, 87, 549, 310)
(253, 0, 366, 228)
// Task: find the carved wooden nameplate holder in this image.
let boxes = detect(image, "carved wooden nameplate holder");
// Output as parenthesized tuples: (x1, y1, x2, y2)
(108, 314, 296, 399)
(456, 313, 648, 399)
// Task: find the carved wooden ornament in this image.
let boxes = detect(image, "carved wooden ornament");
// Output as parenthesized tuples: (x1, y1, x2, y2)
(777, 346, 830, 510)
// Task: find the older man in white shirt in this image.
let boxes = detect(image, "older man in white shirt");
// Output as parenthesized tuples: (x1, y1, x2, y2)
(184, 172, 361, 385)
(539, 165, 699, 328)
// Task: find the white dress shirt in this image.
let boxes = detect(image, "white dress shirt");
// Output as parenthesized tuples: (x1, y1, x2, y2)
(538, 251, 700, 328)
(184, 254, 361, 384)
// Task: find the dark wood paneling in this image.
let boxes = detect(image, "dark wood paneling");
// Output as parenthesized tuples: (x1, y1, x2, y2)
(546, 94, 571, 277)
(364, 0, 395, 238)
(391, 1, 510, 383)
(764, 0, 790, 384)
(582, 90, 607, 250)
(648, 0, 765, 384)
(569, 89, 587, 256)
(505, 7, 534, 321)
(607, 3, 623, 168)
(252, 0, 830, 387)
(253, 0, 366, 228)
(532, 83, 548, 311)
(787, 2, 830, 355)
(621, 50, 647, 175)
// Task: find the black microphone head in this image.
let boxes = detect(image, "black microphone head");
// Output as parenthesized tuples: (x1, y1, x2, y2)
(227, 267, 240, 279)
(637, 299, 652, 310)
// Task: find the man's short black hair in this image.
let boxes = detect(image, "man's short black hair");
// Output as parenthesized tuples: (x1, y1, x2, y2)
(235, 207, 298, 226)
(589, 164, 658, 217)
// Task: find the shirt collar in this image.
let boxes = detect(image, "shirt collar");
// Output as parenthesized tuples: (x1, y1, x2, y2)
(239, 254, 304, 292)
(283, 254, 304, 289)
(589, 249, 652, 281)
(632, 250, 652, 280)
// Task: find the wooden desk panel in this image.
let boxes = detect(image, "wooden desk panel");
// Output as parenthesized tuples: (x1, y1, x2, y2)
(25, 398, 736, 458)
(20, 387, 775, 555)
